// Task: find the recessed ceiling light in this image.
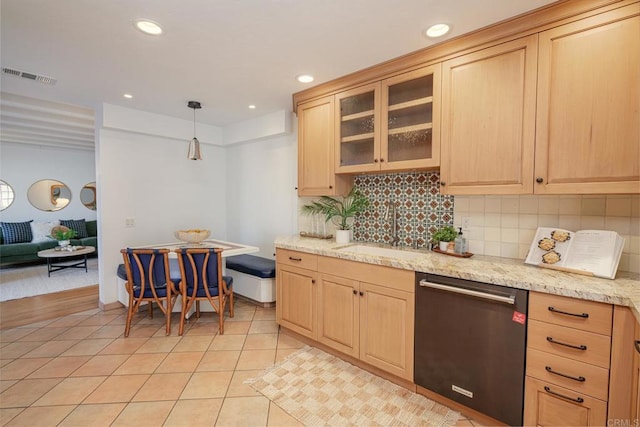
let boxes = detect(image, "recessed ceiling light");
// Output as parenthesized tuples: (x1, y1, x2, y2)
(135, 19, 163, 36)
(123, 93, 133, 99)
(248, 105, 256, 109)
(296, 74, 314, 83)
(425, 23, 450, 38)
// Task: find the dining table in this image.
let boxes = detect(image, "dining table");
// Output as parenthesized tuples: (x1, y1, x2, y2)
(117, 238, 259, 312)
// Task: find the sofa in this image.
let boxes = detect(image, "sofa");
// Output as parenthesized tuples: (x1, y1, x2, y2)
(0, 219, 97, 266)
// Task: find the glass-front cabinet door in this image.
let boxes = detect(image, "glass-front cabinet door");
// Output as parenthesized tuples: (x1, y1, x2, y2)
(381, 64, 440, 170)
(335, 83, 381, 173)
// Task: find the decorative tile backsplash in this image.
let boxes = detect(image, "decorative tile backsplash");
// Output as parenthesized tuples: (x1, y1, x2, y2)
(351, 171, 454, 248)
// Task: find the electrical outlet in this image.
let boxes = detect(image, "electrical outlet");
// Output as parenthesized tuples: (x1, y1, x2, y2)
(125, 218, 135, 227)
(461, 217, 471, 230)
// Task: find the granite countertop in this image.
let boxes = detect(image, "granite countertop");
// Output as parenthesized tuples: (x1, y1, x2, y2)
(274, 235, 640, 322)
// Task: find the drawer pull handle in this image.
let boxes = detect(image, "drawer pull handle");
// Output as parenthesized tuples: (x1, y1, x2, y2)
(546, 336, 587, 351)
(288, 257, 302, 261)
(545, 366, 586, 382)
(544, 386, 584, 403)
(635, 340, 640, 354)
(548, 306, 589, 318)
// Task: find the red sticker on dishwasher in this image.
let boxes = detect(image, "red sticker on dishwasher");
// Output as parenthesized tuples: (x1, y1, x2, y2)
(512, 311, 526, 324)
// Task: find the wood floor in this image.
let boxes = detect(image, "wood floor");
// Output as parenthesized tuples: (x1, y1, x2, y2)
(0, 284, 99, 330)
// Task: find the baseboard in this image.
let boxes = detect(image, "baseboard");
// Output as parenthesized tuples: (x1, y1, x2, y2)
(99, 300, 125, 311)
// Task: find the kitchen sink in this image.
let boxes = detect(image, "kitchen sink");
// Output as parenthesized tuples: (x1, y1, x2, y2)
(336, 245, 420, 260)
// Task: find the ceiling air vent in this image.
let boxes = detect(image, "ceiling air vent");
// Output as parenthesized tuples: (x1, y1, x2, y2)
(1, 67, 57, 85)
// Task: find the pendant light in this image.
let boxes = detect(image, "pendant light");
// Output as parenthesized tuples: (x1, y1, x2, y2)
(187, 101, 202, 160)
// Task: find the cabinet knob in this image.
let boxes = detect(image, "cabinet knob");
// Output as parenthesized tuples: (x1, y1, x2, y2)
(536, 177, 544, 183)
(359, 291, 364, 297)
(440, 181, 446, 186)
(374, 159, 378, 163)
(311, 279, 315, 284)
(329, 185, 333, 189)
(353, 289, 357, 295)
(380, 158, 385, 162)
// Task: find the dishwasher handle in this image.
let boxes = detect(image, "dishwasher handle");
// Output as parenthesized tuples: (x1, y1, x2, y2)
(419, 280, 516, 305)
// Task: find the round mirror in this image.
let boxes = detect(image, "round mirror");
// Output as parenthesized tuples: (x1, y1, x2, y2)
(27, 179, 72, 212)
(80, 182, 97, 211)
(0, 180, 15, 211)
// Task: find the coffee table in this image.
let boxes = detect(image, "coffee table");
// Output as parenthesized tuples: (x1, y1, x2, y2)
(37, 246, 96, 277)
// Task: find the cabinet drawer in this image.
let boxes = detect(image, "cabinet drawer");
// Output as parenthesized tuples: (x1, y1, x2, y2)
(524, 376, 607, 426)
(527, 348, 609, 401)
(528, 319, 611, 369)
(529, 292, 613, 336)
(276, 249, 317, 270)
(317, 256, 413, 292)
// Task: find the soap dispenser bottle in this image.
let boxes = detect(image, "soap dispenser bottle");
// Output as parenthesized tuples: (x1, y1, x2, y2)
(454, 227, 467, 254)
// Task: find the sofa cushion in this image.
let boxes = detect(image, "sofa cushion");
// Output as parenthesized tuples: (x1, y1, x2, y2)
(60, 219, 88, 238)
(86, 220, 97, 237)
(0, 221, 33, 244)
(0, 242, 40, 257)
(30, 220, 60, 243)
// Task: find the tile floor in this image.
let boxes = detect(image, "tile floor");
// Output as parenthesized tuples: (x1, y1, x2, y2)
(0, 299, 482, 426)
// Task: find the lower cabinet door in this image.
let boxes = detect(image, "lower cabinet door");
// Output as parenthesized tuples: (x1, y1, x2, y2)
(359, 282, 414, 380)
(276, 265, 317, 339)
(524, 376, 607, 426)
(317, 274, 359, 357)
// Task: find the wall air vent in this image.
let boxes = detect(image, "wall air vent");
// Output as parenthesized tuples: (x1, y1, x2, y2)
(1, 67, 57, 85)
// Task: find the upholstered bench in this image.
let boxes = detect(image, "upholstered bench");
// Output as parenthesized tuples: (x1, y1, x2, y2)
(225, 254, 276, 306)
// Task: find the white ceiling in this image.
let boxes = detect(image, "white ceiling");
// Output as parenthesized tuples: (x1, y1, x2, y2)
(1, 0, 558, 149)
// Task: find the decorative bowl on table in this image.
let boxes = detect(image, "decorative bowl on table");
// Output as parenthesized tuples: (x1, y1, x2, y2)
(175, 229, 211, 244)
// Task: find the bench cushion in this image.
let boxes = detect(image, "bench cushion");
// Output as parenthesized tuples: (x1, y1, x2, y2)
(226, 254, 275, 279)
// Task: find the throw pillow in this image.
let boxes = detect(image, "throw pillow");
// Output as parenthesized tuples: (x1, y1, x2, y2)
(0, 221, 34, 244)
(30, 220, 60, 243)
(60, 219, 88, 238)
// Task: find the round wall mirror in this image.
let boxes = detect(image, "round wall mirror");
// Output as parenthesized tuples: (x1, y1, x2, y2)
(27, 179, 72, 212)
(80, 182, 97, 211)
(0, 180, 15, 211)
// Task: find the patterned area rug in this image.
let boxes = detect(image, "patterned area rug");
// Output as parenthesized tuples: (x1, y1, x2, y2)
(0, 258, 98, 301)
(248, 346, 460, 426)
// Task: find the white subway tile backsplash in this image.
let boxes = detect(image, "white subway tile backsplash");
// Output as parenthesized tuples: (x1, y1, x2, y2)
(485, 197, 502, 213)
(484, 241, 501, 256)
(519, 214, 538, 229)
(519, 196, 538, 214)
(485, 213, 501, 227)
(558, 215, 582, 231)
(580, 215, 605, 230)
(500, 197, 519, 214)
(559, 198, 582, 215)
(605, 197, 632, 217)
(539, 196, 560, 215)
(485, 227, 501, 242)
(604, 216, 631, 235)
(500, 242, 519, 258)
(500, 214, 519, 228)
(448, 194, 639, 272)
(581, 197, 606, 216)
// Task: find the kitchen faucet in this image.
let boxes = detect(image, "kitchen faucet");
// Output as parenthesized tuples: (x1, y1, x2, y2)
(384, 201, 400, 247)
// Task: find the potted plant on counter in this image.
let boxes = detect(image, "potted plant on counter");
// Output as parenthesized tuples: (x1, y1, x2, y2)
(301, 187, 370, 244)
(432, 226, 457, 252)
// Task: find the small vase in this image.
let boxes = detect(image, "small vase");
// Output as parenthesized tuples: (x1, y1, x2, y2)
(439, 241, 449, 252)
(335, 229, 351, 245)
(59, 240, 70, 248)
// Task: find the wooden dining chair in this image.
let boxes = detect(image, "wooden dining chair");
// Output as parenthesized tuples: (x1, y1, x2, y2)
(174, 248, 234, 335)
(120, 248, 179, 337)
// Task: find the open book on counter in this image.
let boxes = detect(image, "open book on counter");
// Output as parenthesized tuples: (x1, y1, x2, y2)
(524, 227, 625, 279)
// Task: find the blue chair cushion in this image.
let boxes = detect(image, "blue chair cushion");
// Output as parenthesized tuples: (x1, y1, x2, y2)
(117, 258, 181, 285)
(185, 276, 233, 298)
(226, 255, 275, 278)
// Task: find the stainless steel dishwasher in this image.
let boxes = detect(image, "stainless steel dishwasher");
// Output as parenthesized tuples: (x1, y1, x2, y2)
(414, 272, 528, 426)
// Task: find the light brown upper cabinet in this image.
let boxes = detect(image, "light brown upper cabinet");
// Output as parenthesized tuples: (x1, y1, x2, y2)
(534, 4, 640, 194)
(440, 35, 538, 195)
(335, 65, 441, 174)
(297, 96, 351, 196)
